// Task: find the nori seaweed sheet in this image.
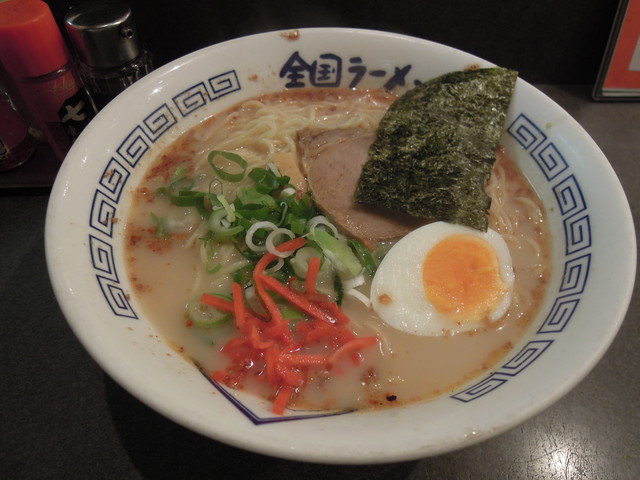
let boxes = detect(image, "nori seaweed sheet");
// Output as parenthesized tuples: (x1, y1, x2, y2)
(355, 67, 518, 231)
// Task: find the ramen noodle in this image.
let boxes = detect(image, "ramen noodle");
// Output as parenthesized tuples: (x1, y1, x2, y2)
(125, 88, 550, 412)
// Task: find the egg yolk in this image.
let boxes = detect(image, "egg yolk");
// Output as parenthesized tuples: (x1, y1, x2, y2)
(422, 234, 506, 323)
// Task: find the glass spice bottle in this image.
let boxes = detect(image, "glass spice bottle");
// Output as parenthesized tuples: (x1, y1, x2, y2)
(0, 85, 37, 171)
(64, 0, 153, 111)
(0, 0, 95, 161)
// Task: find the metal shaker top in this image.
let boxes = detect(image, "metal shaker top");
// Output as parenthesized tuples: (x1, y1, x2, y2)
(64, 0, 142, 69)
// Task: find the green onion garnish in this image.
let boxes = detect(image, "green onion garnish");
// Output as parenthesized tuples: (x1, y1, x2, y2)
(208, 150, 248, 183)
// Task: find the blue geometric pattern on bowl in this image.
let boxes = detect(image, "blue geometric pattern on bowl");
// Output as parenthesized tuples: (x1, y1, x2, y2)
(87, 54, 591, 421)
(452, 114, 591, 402)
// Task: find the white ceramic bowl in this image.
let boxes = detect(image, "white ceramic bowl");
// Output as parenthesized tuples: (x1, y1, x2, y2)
(45, 28, 636, 464)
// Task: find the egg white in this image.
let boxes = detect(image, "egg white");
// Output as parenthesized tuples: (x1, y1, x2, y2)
(370, 221, 515, 336)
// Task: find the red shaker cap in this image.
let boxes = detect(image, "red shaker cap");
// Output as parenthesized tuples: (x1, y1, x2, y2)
(0, 0, 72, 78)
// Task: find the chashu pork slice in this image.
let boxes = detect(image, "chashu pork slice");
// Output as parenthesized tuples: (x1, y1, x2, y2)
(298, 127, 425, 250)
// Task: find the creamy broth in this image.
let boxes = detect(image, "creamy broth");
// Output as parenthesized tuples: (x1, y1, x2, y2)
(125, 88, 550, 411)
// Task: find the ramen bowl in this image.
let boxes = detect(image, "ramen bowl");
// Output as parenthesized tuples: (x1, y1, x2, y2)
(45, 28, 635, 463)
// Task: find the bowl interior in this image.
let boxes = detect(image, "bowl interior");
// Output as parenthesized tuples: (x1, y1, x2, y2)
(45, 28, 636, 463)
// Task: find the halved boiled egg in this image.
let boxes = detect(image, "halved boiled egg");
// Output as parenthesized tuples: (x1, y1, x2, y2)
(370, 221, 515, 336)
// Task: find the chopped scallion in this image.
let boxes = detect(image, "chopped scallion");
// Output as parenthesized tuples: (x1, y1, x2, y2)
(208, 150, 248, 183)
(308, 228, 362, 279)
(348, 239, 378, 277)
(150, 212, 169, 239)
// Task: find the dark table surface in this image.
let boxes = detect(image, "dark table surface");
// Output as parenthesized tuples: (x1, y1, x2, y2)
(1, 84, 638, 479)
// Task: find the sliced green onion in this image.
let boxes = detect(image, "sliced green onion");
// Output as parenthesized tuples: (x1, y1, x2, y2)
(208, 208, 243, 237)
(345, 288, 371, 308)
(232, 238, 262, 262)
(217, 194, 235, 222)
(168, 190, 206, 207)
(307, 215, 342, 238)
(290, 246, 323, 279)
(245, 221, 278, 253)
(208, 150, 248, 183)
(248, 166, 289, 193)
(334, 274, 344, 305)
(208, 179, 223, 195)
(277, 202, 289, 226)
(170, 165, 188, 185)
(150, 212, 169, 239)
(265, 227, 295, 258)
(267, 161, 280, 174)
(280, 187, 297, 197)
(281, 306, 306, 326)
(236, 186, 277, 209)
(232, 263, 255, 286)
(284, 215, 306, 235)
(348, 239, 378, 277)
(206, 262, 222, 274)
(309, 228, 362, 279)
(187, 296, 231, 329)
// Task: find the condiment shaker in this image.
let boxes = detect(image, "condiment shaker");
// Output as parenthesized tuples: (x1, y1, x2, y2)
(64, 0, 153, 111)
(0, 0, 96, 161)
(0, 84, 37, 171)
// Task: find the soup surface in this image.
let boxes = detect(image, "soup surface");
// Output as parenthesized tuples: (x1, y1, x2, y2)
(125, 88, 550, 412)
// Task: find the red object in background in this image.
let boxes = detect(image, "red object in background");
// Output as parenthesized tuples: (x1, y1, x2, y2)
(603, 0, 640, 90)
(0, 0, 95, 160)
(595, 0, 640, 99)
